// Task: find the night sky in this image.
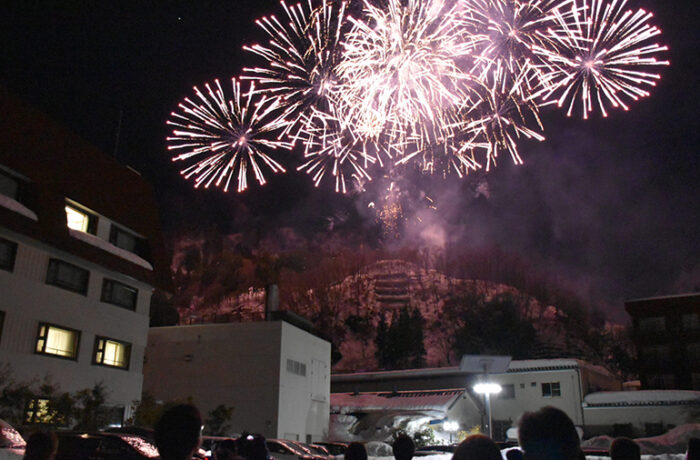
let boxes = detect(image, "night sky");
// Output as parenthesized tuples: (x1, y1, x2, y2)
(1, 0, 698, 321)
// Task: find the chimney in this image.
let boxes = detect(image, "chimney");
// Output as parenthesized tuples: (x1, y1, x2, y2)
(265, 284, 279, 320)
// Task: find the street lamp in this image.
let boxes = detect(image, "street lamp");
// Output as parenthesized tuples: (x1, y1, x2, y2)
(443, 420, 459, 443)
(473, 382, 501, 439)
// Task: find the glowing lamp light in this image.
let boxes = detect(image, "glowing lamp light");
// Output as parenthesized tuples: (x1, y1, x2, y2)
(473, 383, 502, 394)
(444, 421, 459, 432)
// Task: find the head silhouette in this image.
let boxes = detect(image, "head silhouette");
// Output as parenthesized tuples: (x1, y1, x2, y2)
(518, 406, 581, 460)
(452, 434, 501, 460)
(154, 404, 202, 460)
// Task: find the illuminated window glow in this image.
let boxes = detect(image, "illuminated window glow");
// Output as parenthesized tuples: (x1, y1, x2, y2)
(94, 337, 131, 369)
(65, 205, 94, 233)
(24, 398, 51, 424)
(36, 324, 79, 359)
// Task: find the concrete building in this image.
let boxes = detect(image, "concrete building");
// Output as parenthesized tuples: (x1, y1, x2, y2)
(331, 359, 622, 441)
(143, 320, 331, 443)
(625, 293, 700, 390)
(0, 89, 168, 424)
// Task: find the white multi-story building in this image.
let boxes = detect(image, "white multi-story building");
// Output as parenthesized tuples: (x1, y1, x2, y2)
(143, 319, 331, 442)
(0, 89, 168, 424)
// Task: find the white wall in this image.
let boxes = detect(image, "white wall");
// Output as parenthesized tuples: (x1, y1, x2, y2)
(0, 229, 151, 412)
(144, 321, 331, 441)
(278, 321, 331, 442)
(487, 368, 584, 426)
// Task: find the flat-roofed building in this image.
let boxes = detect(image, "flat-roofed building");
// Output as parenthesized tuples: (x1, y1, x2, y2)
(143, 320, 331, 443)
(0, 88, 168, 424)
(625, 293, 700, 390)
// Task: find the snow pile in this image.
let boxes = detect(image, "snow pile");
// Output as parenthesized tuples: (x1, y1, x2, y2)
(581, 423, 700, 455)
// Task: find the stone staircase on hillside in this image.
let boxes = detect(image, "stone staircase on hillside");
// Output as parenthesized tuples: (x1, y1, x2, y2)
(373, 273, 411, 309)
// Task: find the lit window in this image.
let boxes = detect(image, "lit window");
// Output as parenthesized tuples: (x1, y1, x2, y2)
(101, 279, 138, 311)
(46, 258, 90, 295)
(65, 204, 96, 234)
(94, 337, 131, 369)
(0, 237, 17, 272)
(35, 323, 80, 359)
(25, 398, 52, 424)
(541, 382, 561, 398)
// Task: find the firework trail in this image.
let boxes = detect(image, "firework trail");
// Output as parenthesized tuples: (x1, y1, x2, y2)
(532, 0, 669, 118)
(166, 78, 291, 192)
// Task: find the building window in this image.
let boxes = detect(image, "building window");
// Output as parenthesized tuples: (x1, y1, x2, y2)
(498, 384, 515, 399)
(686, 343, 700, 365)
(638, 316, 666, 334)
(94, 337, 131, 369)
(24, 398, 52, 424)
(0, 237, 17, 272)
(110, 225, 147, 258)
(286, 358, 306, 376)
(101, 279, 138, 311)
(647, 374, 675, 389)
(541, 382, 561, 398)
(35, 323, 80, 359)
(0, 167, 27, 203)
(692, 373, 700, 391)
(65, 202, 97, 234)
(46, 259, 89, 295)
(640, 345, 671, 365)
(683, 314, 700, 332)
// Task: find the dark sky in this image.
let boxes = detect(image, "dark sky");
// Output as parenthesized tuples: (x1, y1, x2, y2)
(1, 0, 698, 321)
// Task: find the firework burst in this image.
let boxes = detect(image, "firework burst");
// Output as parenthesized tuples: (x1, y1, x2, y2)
(533, 0, 669, 118)
(166, 0, 668, 194)
(166, 78, 291, 192)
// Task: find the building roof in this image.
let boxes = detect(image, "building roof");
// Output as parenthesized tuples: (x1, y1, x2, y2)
(331, 389, 464, 412)
(332, 359, 611, 382)
(625, 293, 700, 316)
(584, 390, 700, 407)
(0, 88, 168, 289)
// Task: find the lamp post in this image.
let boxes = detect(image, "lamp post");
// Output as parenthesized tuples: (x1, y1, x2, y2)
(473, 382, 502, 438)
(444, 420, 459, 443)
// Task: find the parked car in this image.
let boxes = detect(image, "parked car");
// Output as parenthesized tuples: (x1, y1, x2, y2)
(312, 442, 348, 457)
(200, 435, 239, 460)
(54, 431, 160, 460)
(0, 419, 25, 460)
(287, 440, 328, 459)
(268, 439, 324, 460)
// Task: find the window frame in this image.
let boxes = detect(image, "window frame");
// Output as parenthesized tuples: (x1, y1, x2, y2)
(45, 258, 90, 295)
(35, 322, 81, 361)
(0, 167, 28, 204)
(65, 201, 98, 235)
(93, 336, 132, 370)
(101, 278, 138, 311)
(109, 224, 148, 258)
(0, 237, 17, 272)
(541, 382, 561, 398)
